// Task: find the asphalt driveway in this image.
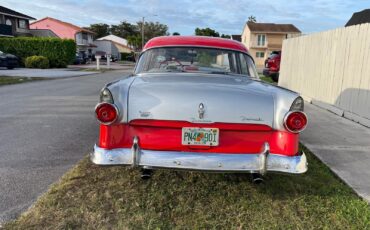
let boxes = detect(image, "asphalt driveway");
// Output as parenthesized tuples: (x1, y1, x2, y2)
(0, 68, 98, 78)
(0, 69, 132, 223)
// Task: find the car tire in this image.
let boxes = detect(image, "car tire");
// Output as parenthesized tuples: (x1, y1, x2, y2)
(271, 73, 279, 82)
(6, 66, 14, 70)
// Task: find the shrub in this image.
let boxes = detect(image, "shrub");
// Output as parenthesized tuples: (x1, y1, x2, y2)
(120, 52, 135, 61)
(25, 56, 50, 69)
(0, 37, 76, 68)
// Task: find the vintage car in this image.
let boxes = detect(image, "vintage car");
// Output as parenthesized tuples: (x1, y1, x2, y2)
(91, 36, 308, 182)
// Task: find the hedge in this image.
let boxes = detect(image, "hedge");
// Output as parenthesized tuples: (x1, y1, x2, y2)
(25, 56, 50, 69)
(0, 37, 76, 68)
(120, 52, 135, 61)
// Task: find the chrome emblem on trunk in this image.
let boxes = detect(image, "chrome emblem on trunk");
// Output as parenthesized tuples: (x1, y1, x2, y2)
(198, 103, 205, 119)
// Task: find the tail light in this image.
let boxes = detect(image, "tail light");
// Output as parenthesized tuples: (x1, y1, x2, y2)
(95, 103, 119, 125)
(284, 111, 307, 133)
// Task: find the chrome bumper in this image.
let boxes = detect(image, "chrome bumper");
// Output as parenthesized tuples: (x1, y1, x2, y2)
(91, 137, 307, 174)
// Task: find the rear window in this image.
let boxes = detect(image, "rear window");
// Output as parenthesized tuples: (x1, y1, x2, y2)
(268, 51, 281, 59)
(135, 47, 258, 78)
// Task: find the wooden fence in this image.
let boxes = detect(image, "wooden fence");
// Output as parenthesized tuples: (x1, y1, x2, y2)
(279, 23, 370, 127)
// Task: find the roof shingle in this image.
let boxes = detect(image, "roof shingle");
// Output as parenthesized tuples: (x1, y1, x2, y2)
(247, 22, 301, 33)
(345, 9, 370, 27)
(0, 5, 36, 20)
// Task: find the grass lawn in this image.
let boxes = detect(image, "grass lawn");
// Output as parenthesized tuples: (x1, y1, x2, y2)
(78, 68, 114, 73)
(259, 74, 275, 84)
(0, 76, 47, 86)
(4, 145, 370, 229)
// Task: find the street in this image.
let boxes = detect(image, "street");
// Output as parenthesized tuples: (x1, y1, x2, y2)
(0, 69, 132, 223)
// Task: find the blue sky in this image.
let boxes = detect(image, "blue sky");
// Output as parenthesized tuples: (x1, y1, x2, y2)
(2, 0, 368, 35)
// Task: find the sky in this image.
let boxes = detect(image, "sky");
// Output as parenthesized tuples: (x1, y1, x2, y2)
(2, 0, 368, 35)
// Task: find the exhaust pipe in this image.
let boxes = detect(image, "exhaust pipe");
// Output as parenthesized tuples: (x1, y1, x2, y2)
(140, 168, 153, 180)
(251, 173, 264, 184)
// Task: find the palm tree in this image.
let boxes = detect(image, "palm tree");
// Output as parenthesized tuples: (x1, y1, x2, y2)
(248, 15, 257, 23)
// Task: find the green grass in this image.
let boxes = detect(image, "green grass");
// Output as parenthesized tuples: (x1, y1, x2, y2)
(259, 74, 275, 84)
(0, 76, 47, 86)
(4, 145, 370, 229)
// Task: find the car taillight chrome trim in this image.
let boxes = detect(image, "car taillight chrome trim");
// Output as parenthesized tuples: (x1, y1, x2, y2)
(95, 102, 119, 125)
(290, 96, 304, 111)
(99, 88, 114, 104)
(283, 111, 308, 133)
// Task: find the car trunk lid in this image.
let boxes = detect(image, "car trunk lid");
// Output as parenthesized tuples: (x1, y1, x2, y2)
(128, 73, 274, 127)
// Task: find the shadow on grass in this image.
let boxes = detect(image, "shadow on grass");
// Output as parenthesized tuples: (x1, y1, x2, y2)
(5, 144, 370, 229)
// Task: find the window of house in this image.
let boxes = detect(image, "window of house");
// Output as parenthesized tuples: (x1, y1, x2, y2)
(256, 52, 265, 58)
(5, 19, 12, 26)
(18, 19, 26, 29)
(82, 33, 88, 40)
(257, 34, 266, 46)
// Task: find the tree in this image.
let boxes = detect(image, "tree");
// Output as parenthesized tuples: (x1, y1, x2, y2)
(137, 21, 169, 42)
(248, 15, 257, 23)
(127, 35, 141, 51)
(85, 23, 110, 39)
(195, 27, 220, 37)
(110, 21, 139, 38)
(221, 34, 231, 39)
(172, 32, 180, 36)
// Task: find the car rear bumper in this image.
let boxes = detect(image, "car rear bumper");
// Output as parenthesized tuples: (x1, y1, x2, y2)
(91, 137, 308, 174)
(263, 68, 270, 76)
(263, 68, 279, 76)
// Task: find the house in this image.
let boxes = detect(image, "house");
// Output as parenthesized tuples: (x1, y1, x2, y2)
(345, 9, 370, 27)
(93, 34, 133, 60)
(0, 5, 36, 37)
(241, 22, 301, 68)
(30, 17, 96, 57)
(231, 35, 241, 42)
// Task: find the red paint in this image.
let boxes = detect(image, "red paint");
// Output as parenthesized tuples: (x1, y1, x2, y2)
(263, 51, 281, 75)
(95, 103, 118, 124)
(285, 112, 307, 132)
(98, 120, 299, 156)
(143, 36, 248, 53)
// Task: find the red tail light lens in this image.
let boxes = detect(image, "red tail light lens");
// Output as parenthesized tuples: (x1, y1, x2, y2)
(95, 103, 119, 125)
(284, 111, 307, 133)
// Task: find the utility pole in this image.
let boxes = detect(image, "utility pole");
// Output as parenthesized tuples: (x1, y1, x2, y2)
(141, 15, 157, 51)
(141, 17, 145, 51)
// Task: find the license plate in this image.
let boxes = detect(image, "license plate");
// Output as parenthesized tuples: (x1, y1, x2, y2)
(182, 127, 219, 146)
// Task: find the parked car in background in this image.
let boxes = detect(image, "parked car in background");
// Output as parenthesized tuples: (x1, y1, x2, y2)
(0, 51, 19, 69)
(91, 36, 308, 182)
(263, 51, 281, 82)
(73, 53, 88, 65)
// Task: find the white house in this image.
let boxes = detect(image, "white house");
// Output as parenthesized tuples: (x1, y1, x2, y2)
(93, 34, 133, 60)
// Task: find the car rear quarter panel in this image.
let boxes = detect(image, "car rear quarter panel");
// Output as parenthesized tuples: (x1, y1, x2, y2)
(105, 76, 136, 123)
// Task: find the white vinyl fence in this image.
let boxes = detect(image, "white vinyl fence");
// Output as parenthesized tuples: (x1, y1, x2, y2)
(279, 23, 370, 127)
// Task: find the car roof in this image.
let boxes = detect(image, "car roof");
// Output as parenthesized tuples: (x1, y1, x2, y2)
(143, 36, 249, 53)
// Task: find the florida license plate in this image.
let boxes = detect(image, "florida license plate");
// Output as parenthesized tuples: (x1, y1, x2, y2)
(182, 128, 219, 146)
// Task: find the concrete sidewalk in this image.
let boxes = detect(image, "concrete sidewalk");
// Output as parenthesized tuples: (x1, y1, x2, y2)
(301, 103, 370, 202)
(0, 68, 98, 78)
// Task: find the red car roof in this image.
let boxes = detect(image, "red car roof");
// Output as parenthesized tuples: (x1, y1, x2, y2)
(143, 36, 248, 53)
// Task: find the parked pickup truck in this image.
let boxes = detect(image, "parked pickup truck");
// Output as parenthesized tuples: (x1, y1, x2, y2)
(263, 51, 281, 82)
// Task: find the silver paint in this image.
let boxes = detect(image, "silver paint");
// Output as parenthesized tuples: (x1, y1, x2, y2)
(107, 73, 300, 131)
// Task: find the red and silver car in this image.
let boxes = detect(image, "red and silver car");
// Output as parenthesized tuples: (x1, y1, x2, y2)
(91, 36, 308, 181)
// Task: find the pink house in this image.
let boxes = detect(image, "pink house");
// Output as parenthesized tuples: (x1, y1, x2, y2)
(30, 17, 96, 56)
